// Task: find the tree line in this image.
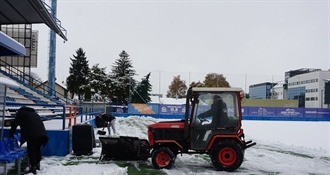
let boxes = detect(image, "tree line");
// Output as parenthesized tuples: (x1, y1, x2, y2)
(65, 48, 231, 104)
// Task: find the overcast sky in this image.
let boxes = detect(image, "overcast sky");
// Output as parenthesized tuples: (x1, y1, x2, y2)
(32, 0, 329, 95)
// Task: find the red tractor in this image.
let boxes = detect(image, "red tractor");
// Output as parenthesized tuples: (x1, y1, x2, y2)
(99, 87, 256, 172)
(148, 87, 256, 171)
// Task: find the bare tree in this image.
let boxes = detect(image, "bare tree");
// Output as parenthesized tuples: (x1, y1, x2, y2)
(30, 72, 42, 87)
(203, 73, 230, 87)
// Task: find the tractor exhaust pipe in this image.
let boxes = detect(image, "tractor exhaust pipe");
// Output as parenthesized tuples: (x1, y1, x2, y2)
(245, 140, 256, 149)
(184, 87, 193, 139)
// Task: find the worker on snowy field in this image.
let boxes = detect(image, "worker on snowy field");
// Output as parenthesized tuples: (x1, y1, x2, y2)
(98, 113, 117, 136)
(10, 106, 49, 174)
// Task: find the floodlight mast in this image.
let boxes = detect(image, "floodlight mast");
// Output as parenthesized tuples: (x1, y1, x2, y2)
(48, 0, 57, 97)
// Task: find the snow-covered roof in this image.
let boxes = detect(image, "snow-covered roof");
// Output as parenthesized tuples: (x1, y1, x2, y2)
(272, 82, 284, 88)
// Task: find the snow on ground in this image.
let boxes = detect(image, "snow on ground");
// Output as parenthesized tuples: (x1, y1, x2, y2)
(13, 116, 330, 174)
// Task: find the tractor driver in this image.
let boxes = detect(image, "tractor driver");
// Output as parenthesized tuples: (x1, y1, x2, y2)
(197, 95, 229, 128)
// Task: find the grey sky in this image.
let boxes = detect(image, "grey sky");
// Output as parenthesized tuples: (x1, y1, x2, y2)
(33, 0, 329, 95)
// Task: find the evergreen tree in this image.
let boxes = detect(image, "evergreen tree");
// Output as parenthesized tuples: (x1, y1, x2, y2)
(66, 48, 90, 100)
(166, 75, 187, 98)
(131, 72, 152, 103)
(110, 50, 136, 103)
(90, 64, 108, 100)
(84, 85, 92, 100)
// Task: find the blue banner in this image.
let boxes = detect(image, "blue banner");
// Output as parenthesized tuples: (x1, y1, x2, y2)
(304, 108, 330, 118)
(317, 108, 330, 118)
(276, 107, 304, 117)
(121, 103, 330, 121)
(159, 104, 186, 115)
(248, 107, 276, 117)
(241, 107, 249, 116)
(110, 104, 128, 113)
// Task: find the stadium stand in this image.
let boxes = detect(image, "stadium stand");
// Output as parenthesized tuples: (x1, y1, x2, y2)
(1, 72, 66, 118)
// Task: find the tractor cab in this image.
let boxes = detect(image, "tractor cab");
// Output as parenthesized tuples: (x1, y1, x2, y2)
(189, 89, 242, 149)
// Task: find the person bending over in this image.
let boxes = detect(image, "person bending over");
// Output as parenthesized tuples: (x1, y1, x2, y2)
(98, 113, 117, 136)
(10, 106, 49, 174)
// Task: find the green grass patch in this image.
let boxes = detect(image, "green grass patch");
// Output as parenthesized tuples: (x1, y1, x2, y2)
(258, 170, 281, 174)
(67, 156, 99, 161)
(115, 161, 166, 175)
(193, 154, 212, 164)
(256, 146, 314, 159)
(276, 150, 314, 159)
(56, 155, 166, 175)
(320, 156, 330, 161)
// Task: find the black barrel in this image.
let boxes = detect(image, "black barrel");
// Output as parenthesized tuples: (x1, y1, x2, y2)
(72, 124, 94, 156)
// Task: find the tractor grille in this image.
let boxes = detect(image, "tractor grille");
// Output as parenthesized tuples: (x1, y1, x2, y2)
(153, 128, 185, 141)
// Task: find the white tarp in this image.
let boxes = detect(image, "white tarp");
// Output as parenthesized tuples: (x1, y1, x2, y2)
(0, 76, 19, 87)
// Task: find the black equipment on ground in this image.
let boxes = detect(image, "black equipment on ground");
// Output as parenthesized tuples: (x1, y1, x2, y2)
(99, 136, 150, 161)
(72, 124, 94, 156)
(97, 126, 106, 135)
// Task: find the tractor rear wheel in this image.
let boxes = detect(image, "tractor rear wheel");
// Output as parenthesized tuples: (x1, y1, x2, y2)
(211, 140, 244, 172)
(151, 147, 175, 169)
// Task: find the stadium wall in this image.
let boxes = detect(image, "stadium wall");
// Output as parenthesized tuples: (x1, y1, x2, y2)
(110, 103, 330, 121)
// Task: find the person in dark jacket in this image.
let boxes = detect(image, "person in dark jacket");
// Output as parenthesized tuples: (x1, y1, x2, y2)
(98, 113, 117, 136)
(10, 106, 49, 175)
(198, 95, 229, 127)
(194, 95, 229, 144)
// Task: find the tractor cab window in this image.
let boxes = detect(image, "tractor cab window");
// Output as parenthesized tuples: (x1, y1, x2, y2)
(191, 92, 240, 149)
(193, 92, 240, 129)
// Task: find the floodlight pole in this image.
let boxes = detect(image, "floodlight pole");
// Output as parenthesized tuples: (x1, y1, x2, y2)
(0, 84, 6, 140)
(323, 79, 330, 108)
(48, 0, 57, 97)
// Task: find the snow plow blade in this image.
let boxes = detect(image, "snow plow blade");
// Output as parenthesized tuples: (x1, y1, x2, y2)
(245, 140, 256, 149)
(99, 136, 150, 161)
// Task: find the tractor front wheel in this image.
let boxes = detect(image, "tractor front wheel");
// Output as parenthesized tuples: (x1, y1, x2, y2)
(151, 147, 175, 169)
(211, 140, 244, 172)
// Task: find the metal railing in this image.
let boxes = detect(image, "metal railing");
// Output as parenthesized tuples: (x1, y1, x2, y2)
(4, 102, 104, 130)
(0, 59, 74, 104)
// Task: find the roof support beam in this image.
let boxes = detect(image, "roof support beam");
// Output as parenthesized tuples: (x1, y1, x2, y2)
(0, 31, 26, 56)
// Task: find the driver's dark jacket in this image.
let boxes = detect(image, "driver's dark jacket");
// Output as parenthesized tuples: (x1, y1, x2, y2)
(198, 100, 229, 127)
(101, 114, 116, 122)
